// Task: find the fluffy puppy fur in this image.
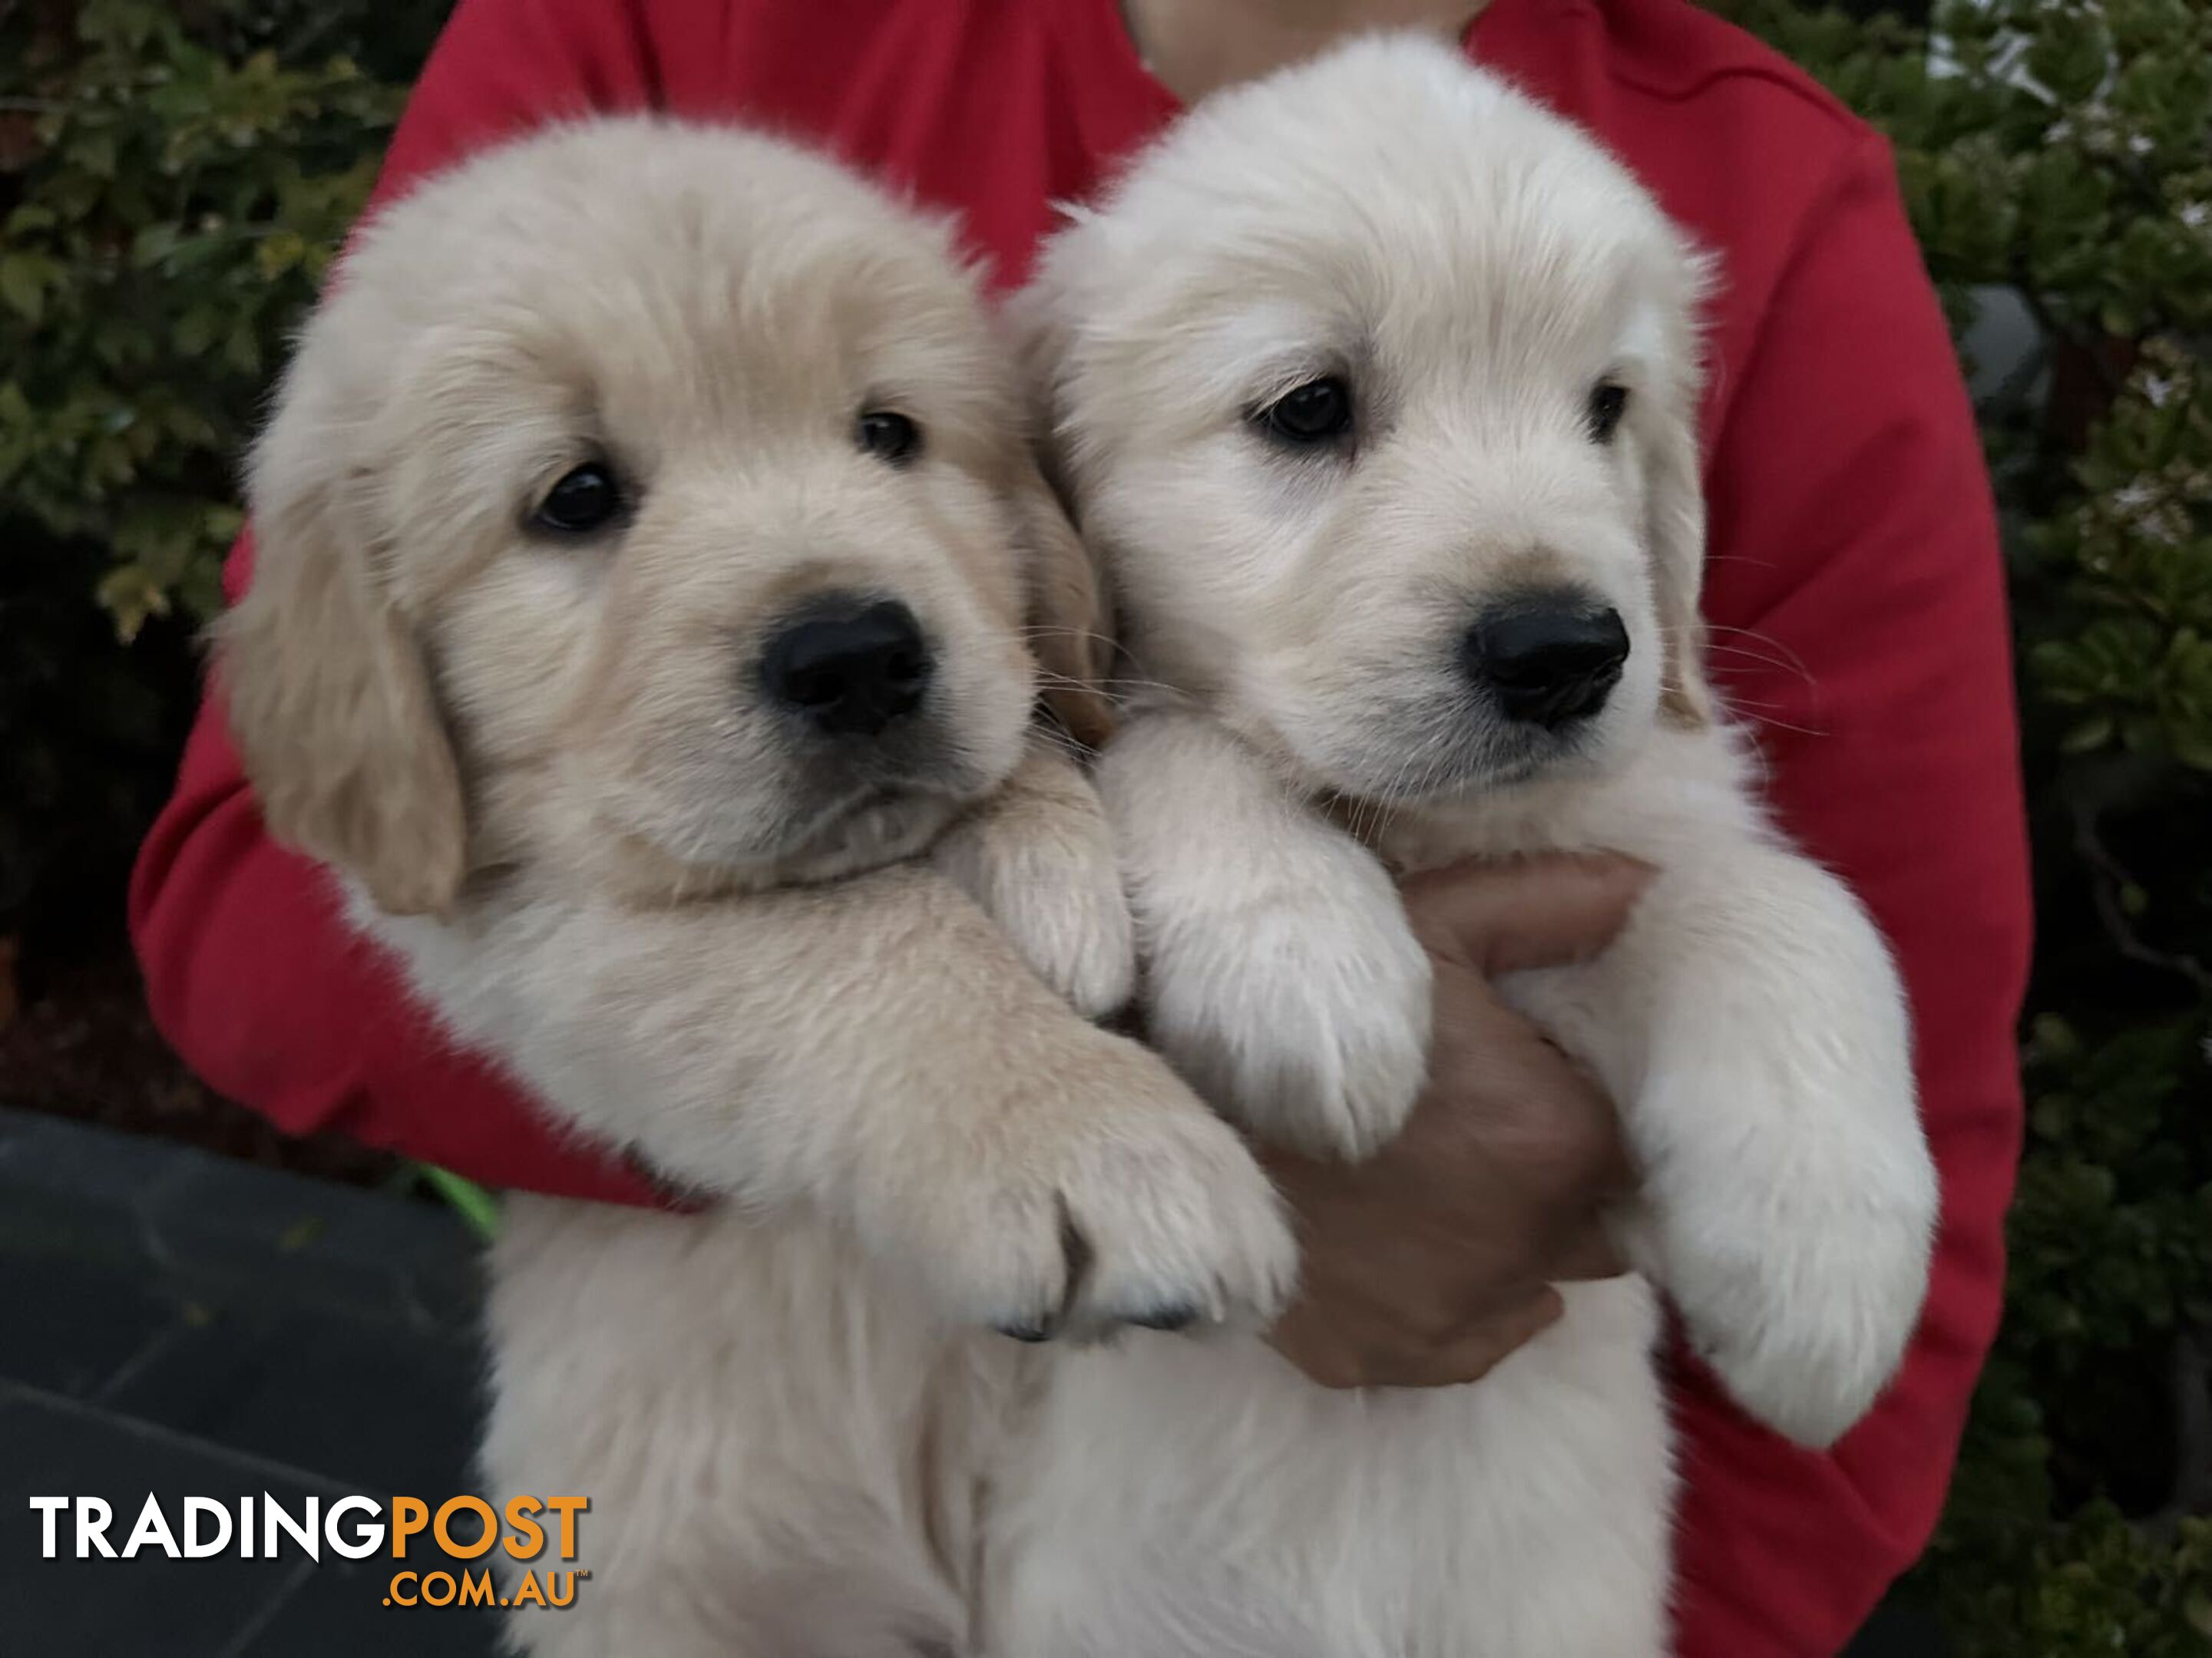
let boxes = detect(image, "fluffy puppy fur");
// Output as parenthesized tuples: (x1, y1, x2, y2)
(1008, 36, 1939, 1656)
(217, 120, 1297, 1655)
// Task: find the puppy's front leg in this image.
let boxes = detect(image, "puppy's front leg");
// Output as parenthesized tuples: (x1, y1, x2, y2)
(384, 867, 1294, 1341)
(1096, 709, 1433, 1161)
(1513, 840, 1937, 1447)
(932, 733, 1135, 1019)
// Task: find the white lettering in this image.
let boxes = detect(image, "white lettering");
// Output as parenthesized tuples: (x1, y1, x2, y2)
(323, 1495, 383, 1560)
(181, 1496, 232, 1557)
(122, 1495, 179, 1559)
(263, 1493, 319, 1560)
(26, 1497, 67, 1558)
(76, 1497, 115, 1559)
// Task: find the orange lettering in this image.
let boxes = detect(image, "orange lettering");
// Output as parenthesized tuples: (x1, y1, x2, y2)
(390, 1498, 428, 1558)
(432, 1498, 498, 1561)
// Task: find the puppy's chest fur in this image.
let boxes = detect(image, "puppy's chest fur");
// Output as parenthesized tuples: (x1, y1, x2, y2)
(987, 722, 1767, 1658)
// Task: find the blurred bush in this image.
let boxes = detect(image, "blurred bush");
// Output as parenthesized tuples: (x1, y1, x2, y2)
(0, 0, 435, 947)
(3, 0, 2209, 1648)
(1719, 0, 2212, 1649)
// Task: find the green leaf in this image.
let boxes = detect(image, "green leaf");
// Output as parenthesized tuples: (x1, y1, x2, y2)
(415, 1164, 502, 1242)
(253, 229, 305, 278)
(128, 222, 177, 267)
(2173, 726, 2212, 771)
(0, 255, 47, 323)
(2061, 715, 2116, 753)
(220, 319, 260, 375)
(2184, 1587, 2212, 1638)
(74, 130, 117, 179)
(94, 563, 168, 643)
(173, 306, 217, 355)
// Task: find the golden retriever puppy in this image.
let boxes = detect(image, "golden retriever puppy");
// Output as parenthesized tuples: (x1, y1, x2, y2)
(1004, 35, 1939, 1656)
(217, 119, 1295, 1655)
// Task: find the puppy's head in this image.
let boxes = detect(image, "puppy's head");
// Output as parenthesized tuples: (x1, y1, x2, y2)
(219, 121, 1107, 913)
(1026, 35, 1711, 807)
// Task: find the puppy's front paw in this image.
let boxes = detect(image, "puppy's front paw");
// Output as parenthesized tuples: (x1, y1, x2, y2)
(933, 778, 1136, 1021)
(875, 1032, 1297, 1339)
(1146, 850, 1432, 1161)
(1642, 1068, 1937, 1448)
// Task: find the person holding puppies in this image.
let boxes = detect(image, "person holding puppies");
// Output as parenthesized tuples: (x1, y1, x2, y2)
(133, 1, 2030, 1651)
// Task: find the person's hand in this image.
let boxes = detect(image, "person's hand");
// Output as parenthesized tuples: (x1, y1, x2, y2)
(1264, 854, 1650, 1389)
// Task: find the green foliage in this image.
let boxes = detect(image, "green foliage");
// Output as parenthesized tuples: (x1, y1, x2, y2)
(0, 0, 418, 638)
(0, 0, 438, 939)
(1721, 0, 2212, 1649)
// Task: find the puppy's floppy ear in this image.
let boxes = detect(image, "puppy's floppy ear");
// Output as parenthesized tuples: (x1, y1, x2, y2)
(1640, 256, 1718, 730)
(213, 395, 468, 917)
(1000, 290, 1116, 748)
(1010, 453, 1117, 750)
(1642, 389, 1713, 730)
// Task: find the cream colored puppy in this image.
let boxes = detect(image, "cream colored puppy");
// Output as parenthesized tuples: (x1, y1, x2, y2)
(1005, 35, 1939, 1656)
(217, 119, 1295, 1655)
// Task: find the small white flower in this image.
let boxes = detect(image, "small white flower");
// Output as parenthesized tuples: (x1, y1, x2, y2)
(2128, 133, 2154, 157)
(2143, 373, 2177, 408)
(2181, 202, 2210, 230)
(2143, 506, 2186, 547)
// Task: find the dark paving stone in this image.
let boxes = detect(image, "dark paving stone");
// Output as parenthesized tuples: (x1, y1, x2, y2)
(0, 1106, 485, 1333)
(140, 1142, 484, 1330)
(0, 1386, 329, 1657)
(0, 1110, 497, 1653)
(0, 1207, 180, 1398)
(101, 1299, 487, 1497)
(0, 1108, 197, 1210)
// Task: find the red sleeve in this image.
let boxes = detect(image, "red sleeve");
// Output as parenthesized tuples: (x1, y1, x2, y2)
(1669, 137, 2031, 1653)
(128, 0, 679, 1207)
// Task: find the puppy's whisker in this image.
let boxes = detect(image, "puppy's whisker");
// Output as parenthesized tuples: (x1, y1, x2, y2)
(1027, 659, 1189, 706)
(1660, 623, 1818, 690)
(1698, 640, 1816, 681)
(1021, 624, 1119, 647)
(1719, 703, 1826, 738)
(1099, 677, 1184, 698)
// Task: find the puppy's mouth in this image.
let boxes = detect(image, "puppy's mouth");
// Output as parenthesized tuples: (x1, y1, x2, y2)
(759, 737, 1010, 879)
(756, 779, 964, 885)
(1275, 695, 1606, 812)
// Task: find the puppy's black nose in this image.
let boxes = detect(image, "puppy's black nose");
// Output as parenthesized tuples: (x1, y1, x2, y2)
(762, 598, 934, 736)
(1463, 596, 1630, 729)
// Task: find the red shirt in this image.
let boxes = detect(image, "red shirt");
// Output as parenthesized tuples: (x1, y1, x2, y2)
(128, 1, 2031, 1650)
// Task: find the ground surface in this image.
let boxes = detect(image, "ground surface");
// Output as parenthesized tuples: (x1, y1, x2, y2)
(0, 1106, 499, 1656)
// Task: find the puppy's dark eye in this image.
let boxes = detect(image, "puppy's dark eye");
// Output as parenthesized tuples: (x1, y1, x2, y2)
(857, 410, 923, 466)
(1587, 381, 1629, 444)
(1258, 376, 1354, 445)
(534, 463, 624, 534)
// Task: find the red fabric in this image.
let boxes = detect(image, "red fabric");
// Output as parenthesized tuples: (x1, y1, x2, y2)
(127, 1, 2031, 1650)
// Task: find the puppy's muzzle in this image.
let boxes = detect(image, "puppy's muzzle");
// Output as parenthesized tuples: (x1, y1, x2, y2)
(1462, 591, 1629, 730)
(761, 596, 934, 738)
